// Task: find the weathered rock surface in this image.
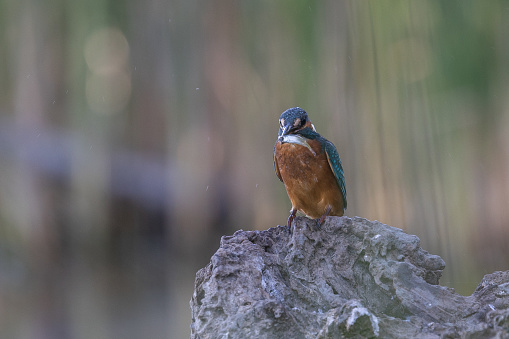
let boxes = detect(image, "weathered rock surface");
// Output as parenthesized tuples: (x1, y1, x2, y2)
(190, 216, 509, 338)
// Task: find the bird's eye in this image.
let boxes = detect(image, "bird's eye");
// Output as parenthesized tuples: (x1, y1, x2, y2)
(301, 117, 307, 126)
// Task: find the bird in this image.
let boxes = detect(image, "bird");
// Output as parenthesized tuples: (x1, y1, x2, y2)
(273, 107, 347, 229)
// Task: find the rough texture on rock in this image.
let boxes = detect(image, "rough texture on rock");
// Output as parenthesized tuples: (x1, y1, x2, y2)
(190, 216, 509, 338)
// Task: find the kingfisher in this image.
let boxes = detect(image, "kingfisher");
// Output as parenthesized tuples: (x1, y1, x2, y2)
(273, 107, 347, 229)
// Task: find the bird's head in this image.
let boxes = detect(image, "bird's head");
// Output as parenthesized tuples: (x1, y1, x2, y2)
(278, 107, 315, 139)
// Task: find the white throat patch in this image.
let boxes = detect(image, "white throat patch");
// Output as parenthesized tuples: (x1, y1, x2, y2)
(281, 134, 317, 156)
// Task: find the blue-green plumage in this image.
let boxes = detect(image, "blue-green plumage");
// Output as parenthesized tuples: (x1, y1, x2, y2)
(324, 140, 347, 209)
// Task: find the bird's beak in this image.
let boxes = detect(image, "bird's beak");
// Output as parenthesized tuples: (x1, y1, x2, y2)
(279, 123, 294, 140)
(281, 124, 291, 136)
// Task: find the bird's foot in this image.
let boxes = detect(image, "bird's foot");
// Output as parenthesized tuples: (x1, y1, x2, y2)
(287, 209, 297, 233)
(317, 206, 332, 228)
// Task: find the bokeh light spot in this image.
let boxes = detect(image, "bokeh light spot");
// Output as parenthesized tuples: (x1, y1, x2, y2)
(84, 28, 131, 115)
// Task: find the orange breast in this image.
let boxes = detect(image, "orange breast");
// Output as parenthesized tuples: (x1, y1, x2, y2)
(274, 138, 344, 218)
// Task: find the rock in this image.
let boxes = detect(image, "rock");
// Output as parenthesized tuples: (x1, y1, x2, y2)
(190, 216, 509, 338)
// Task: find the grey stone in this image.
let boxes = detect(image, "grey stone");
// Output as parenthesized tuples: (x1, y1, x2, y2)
(190, 216, 509, 338)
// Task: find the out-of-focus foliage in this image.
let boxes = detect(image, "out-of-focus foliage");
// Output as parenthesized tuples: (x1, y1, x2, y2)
(1, 0, 508, 337)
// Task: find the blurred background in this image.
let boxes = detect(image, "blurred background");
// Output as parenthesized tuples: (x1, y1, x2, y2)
(1, 0, 509, 337)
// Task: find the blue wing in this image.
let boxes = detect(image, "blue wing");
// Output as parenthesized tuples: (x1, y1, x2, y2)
(324, 141, 347, 209)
